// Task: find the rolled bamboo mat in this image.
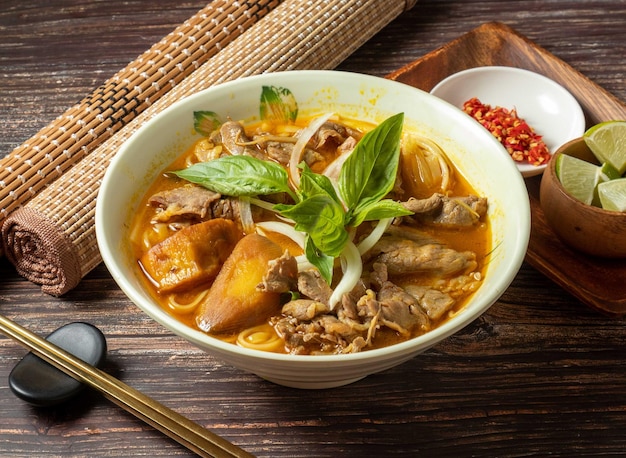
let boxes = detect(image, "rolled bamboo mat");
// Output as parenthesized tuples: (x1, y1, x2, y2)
(0, 0, 282, 251)
(2, 0, 418, 296)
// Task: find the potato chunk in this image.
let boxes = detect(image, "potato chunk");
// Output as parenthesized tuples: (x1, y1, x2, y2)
(140, 219, 241, 294)
(195, 233, 284, 334)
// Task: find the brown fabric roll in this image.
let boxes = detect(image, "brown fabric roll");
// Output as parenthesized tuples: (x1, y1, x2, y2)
(2, 208, 82, 295)
(2, 0, 417, 295)
(0, 0, 282, 254)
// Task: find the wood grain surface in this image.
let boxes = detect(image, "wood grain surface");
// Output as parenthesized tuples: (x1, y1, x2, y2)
(1, 1, 626, 457)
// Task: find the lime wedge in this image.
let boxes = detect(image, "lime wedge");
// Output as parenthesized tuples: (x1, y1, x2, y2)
(598, 178, 626, 212)
(556, 154, 601, 205)
(583, 120, 626, 174)
(600, 161, 622, 181)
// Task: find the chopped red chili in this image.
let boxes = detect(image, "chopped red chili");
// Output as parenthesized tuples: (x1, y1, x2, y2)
(463, 97, 551, 166)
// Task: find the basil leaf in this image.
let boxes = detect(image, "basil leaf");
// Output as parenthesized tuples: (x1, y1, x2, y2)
(305, 237, 334, 285)
(339, 113, 404, 217)
(351, 199, 413, 226)
(275, 194, 348, 257)
(193, 111, 221, 136)
(175, 111, 411, 288)
(171, 155, 291, 196)
(260, 86, 298, 123)
(298, 163, 341, 203)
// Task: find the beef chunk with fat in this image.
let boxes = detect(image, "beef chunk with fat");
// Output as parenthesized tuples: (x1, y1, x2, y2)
(219, 121, 264, 158)
(403, 284, 456, 321)
(149, 184, 221, 223)
(272, 313, 367, 355)
(402, 193, 487, 227)
(281, 299, 329, 321)
(313, 121, 362, 150)
(257, 251, 298, 293)
(297, 269, 333, 305)
(377, 281, 430, 336)
(263, 140, 325, 169)
(368, 236, 477, 277)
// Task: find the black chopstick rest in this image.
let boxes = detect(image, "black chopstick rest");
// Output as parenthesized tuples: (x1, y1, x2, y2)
(8, 322, 107, 407)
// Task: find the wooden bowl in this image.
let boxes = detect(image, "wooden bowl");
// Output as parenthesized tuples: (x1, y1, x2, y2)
(540, 137, 626, 258)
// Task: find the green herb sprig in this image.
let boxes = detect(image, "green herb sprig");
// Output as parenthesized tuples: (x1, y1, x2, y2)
(172, 112, 412, 284)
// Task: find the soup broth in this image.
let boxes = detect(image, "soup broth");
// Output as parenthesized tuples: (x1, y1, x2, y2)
(129, 113, 491, 355)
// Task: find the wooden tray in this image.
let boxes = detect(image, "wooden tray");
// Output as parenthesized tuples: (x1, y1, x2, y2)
(386, 22, 626, 317)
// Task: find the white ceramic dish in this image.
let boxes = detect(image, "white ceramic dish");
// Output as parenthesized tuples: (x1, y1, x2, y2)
(96, 70, 530, 389)
(430, 66, 585, 178)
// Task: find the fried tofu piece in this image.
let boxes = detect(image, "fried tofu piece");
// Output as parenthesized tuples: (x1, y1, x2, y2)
(140, 219, 241, 294)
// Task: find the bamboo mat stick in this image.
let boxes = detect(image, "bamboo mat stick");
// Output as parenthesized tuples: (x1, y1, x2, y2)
(0, 0, 282, 247)
(2, 0, 417, 295)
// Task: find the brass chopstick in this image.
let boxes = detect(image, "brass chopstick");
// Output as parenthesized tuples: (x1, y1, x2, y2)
(0, 314, 254, 458)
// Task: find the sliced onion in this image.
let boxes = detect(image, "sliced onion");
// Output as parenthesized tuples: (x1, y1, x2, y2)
(357, 218, 392, 255)
(328, 240, 362, 310)
(294, 254, 315, 271)
(438, 154, 452, 191)
(321, 149, 353, 206)
(289, 113, 334, 187)
(418, 136, 453, 192)
(255, 220, 305, 249)
(238, 196, 255, 234)
(321, 148, 352, 181)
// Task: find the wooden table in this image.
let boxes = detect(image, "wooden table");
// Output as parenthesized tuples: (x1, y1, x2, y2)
(1, 1, 625, 456)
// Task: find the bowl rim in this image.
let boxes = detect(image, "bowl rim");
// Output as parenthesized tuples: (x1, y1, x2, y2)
(96, 69, 531, 365)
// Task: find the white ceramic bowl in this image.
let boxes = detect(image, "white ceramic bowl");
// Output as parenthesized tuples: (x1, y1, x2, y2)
(430, 66, 585, 178)
(96, 70, 530, 389)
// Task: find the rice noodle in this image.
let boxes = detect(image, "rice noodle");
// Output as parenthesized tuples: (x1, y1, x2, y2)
(328, 240, 362, 310)
(236, 323, 284, 352)
(167, 290, 209, 314)
(136, 223, 170, 250)
(289, 113, 334, 187)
